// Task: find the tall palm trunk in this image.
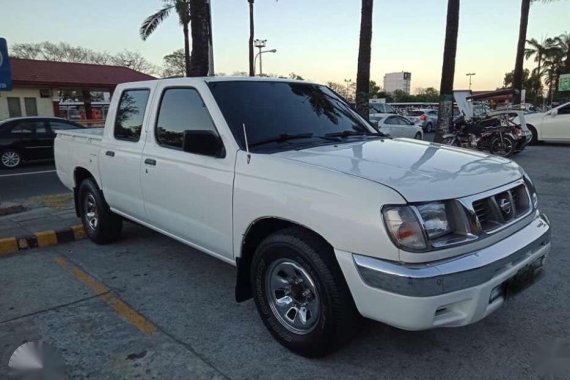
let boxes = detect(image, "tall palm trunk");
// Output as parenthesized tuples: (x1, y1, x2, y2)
(183, 22, 191, 77)
(434, 0, 460, 143)
(248, 0, 255, 77)
(355, 0, 374, 117)
(189, 0, 210, 76)
(513, 0, 531, 104)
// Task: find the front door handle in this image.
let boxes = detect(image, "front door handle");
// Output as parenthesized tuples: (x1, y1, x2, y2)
(105, 150, 115, 157)
(144, 158, 157, 166)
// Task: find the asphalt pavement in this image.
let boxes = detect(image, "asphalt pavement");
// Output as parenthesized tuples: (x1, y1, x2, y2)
(1, 142, 569, 379)
(0, 162, 69, 202)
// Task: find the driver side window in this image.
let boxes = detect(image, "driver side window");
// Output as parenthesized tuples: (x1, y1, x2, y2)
(558, 104, 570, 115)
(385, 116, 397, 125)
(156, 88, 218, 150)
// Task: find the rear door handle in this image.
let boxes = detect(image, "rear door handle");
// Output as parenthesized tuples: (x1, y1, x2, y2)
(105, 150, 115, 157)
(144, 158, 157, 166)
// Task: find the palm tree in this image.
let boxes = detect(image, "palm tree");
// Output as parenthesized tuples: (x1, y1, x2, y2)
(355, 0, 374, 117)
(525, 38, 549, 75)
(248, 0, 255, 76)
(140, 0, 191, 77)
(513, 0, 558, 104)
(434, 0, 460, 143)
(189, 0, 210, 76)
(554, 32, 570, 73)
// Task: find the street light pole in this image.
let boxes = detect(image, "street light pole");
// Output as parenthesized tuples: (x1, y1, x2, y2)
(254, 49, 277, 76)
(254, 39, 266, 76)
(466, 73, 476, 91)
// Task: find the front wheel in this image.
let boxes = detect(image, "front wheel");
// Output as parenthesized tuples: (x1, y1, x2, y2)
(251, 227, 357, 357)
(79, 178, 123, 244)
(527, 125, 539, 145)
(442, 136, 460, 146)
(489, 134, 516, 157)
(1, 149, 22, 169)
(414, 132, 422, 140)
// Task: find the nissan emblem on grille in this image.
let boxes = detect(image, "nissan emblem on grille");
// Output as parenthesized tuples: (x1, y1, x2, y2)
(497, 193, 514, 220)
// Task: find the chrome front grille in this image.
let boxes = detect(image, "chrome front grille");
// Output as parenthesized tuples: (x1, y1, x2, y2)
(471, 183, 531, 233)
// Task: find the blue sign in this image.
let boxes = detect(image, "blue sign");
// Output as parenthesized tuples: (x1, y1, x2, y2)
(0, 38, 13, 91)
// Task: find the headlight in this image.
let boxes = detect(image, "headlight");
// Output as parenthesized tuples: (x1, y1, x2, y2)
(416, 202, 453, 239)
(382, 202, 454, 252)
(521, 170, 538, 209)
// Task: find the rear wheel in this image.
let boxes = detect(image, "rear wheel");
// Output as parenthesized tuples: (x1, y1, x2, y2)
(489, 135, 516, 157)
(414, 132, 422, 140)
(79, 178, 123, 244)
(426, 123, 433, 133)
(1, 149, 22, 169)
(251, 227, 357, 357)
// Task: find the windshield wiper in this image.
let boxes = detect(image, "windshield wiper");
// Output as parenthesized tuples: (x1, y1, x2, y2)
(249, 133, 315, 148)
(324, 130, 378, 138)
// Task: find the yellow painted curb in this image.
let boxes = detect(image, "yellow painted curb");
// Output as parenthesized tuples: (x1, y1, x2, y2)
(0, 238, 19, 256)
(35, 231, 58, 247)
(71, 225, 86, 240)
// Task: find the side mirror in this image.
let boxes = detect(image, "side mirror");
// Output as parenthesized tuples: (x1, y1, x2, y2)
(182, 130, 225, 158)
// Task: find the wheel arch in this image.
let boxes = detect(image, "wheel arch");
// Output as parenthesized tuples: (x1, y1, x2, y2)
(73, 167, 98, 217)
(235, 216, 334, 303)
(527, 123, 540, 143)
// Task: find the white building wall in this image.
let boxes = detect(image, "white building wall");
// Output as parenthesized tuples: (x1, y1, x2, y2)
(383, 72, 412, 94)
(0, 88, 54, 120)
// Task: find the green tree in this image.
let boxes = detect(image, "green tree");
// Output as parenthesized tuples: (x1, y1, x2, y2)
(140, 0, 191, 77)
(435, 0, 460, 143)
(355, 0, 374, 117)
(162, 49, 187, 77)
(369, 80, 381, 98)
(503, 68, 544, 104)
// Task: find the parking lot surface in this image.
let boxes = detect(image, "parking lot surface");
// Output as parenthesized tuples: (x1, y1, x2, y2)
(0, 163, 68, 202)
(1, 144, 569, 379)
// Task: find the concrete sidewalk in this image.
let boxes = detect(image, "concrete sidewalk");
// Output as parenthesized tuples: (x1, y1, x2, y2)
(0, 194, 80, 239)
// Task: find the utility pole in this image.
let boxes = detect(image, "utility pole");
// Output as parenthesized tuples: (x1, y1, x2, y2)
(466, 73, 476, 91)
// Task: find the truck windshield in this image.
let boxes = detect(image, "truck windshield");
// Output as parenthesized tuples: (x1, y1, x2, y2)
(208, 81, 375, 151)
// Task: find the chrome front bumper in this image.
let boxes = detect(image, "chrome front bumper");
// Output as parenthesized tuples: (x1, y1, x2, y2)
(354, 212, 551, 297)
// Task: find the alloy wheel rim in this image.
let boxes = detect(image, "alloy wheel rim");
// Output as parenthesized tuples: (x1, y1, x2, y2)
(265, 259, 320, 334)
(1, 152, 20, 168)
(84, 194, 98, 230)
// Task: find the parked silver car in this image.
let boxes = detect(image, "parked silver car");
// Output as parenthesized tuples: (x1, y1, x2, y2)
(406, 109, 438, 132)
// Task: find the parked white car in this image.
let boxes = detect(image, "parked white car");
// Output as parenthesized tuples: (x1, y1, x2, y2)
(369, 113, 423, 139)
(515, 102, 570, 144)
(55, 77, 550, 357)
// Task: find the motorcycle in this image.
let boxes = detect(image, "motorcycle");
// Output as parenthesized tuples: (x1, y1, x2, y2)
(442, 115, 519, 157)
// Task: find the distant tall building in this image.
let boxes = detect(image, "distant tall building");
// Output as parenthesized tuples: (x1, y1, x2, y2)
(383, 72, 412, 94)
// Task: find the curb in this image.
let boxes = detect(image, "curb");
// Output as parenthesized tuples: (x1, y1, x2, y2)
(0, 225, 86, 257)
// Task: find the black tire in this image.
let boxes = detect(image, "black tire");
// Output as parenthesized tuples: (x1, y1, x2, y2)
(414, 132, 422, 140)
(489, 134, 516, 157)
(426, 123, 433, 133)
(78, 178, 123, 244)
(251, 227, 357, 357)
(527, 124, 539, 145)
(1, 149, 23, 169)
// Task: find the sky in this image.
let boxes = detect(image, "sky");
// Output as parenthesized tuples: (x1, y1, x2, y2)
(1, 0, 569, 93)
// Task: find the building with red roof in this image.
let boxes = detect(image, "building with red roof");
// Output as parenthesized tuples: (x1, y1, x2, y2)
(0, 58, 154, 121)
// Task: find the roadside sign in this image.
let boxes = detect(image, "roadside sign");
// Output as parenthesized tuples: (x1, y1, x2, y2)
(0, 38, 13, 91)
(560, 74, 570, 92)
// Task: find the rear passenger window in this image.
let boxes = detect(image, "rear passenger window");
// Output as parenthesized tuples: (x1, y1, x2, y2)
(156, 88, 217, 150)
(114, 89, 150, 142)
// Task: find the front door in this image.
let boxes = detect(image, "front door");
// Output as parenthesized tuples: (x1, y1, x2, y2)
(542, 104, 570, 141)
(140, 85, 235, 260)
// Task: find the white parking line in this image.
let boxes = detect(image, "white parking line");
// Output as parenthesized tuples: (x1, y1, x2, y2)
(0, 170, 57, 178)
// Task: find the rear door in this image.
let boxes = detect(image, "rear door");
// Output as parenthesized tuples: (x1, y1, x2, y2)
(99, 88, 152, 221)
(10, 120, 51, 160)
(140, 83, 235, 259)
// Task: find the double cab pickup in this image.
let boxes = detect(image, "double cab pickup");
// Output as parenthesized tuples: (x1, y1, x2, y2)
(55, 77, 551, 357)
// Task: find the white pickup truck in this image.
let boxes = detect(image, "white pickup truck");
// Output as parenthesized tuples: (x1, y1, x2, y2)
(55, 77, 551, 357)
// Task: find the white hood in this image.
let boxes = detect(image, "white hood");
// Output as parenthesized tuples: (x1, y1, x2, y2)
(274, 139, 523, 202)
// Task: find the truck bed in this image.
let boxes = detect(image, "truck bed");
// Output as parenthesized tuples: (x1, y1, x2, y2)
(54, 128, 104, 191)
